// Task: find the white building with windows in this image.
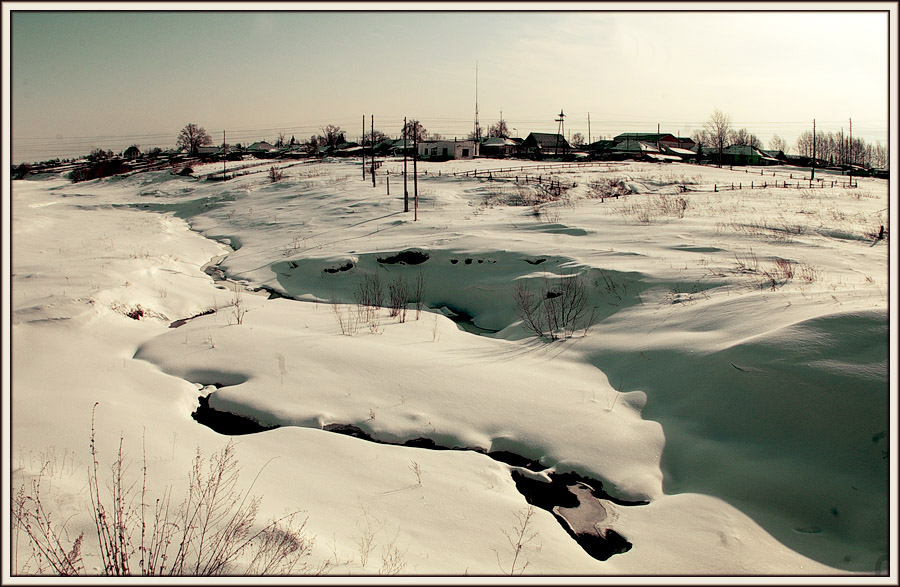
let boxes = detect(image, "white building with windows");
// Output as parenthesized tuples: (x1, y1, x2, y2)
(417, 139, 479, 160)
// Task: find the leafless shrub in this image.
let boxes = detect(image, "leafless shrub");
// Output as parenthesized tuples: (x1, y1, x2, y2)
(495, 505, 541, 576)
(331, 289, 358, 336)
(268, 167, 284, 182)
(408, 461, 423, 486)
(12, 468, 85, 575)
(226, 286, 248, 325)
(515, 271, 596, 340)
(282, 236, 303, 257)
(14, 405, 321, 576)
(412, 270, 427, 320)
(354, 273, 384, 332)
(717, 217, 797, 244)
(387, 275, 409, 322)
(621, 195, 687, 224)
(588, 178, 631, 200)
(378, 530, 407, 576)
(531, 203, 562, 223)
(355, 503, 384, 568)
(796, 263, 820, 282)
(733, 248, 760, 274)
(769, 257, 795, 280)
(598, 270, 629, 302)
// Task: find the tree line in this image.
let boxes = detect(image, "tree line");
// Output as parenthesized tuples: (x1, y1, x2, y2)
(690, 109, 887, 169)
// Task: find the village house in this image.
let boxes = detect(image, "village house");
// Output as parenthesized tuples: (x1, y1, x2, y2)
(719, 145, 781, 166)
(123, 145, 142, 160)
(520, 132, 571, 158)
(417, 139, 479, 160)
(479, 137, 520, 158)
(584, 133, 698, 162)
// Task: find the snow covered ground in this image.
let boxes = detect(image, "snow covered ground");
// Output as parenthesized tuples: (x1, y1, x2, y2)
(5, 157, 894, 579)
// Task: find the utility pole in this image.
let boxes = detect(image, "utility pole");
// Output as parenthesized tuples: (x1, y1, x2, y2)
(849, 117, 853, 166)
(474, 60, 480, 141)
(371, 114, 376, 188)
(362, 115, 366, 180)
(849, 117, 853, 185)
(811, 118, 816, 181)
(588, 112, 591, 145)
(413, 126, 418, 221)
(223, 130, 226, 180)
(403, 117, 409, 212)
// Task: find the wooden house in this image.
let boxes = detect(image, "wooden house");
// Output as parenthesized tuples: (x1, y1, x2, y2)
(521, 133, 571, 157)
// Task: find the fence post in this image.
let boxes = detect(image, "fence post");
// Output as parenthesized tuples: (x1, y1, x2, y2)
(752, 181, 753, 189)
(714, 184, 717, 192)
(387, 175, 390, 195)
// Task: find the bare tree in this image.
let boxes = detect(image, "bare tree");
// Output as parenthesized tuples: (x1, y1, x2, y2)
(177, 124, 212, 156)
(487, 118, 510, 138)
(870, 141, 888, 169)
(403, 120, 427, 143)
(318, 125, 345, 148)
(363, 129, 389, 146)
(795, 130, 814, 158)
(570, 132, 585, 148)
(703, 109, 732, 167)
(728, 128, 762, 148)
(768, 134, 788, 153)
(690, 129, 709, 148)
(89, 147, 112, 161)
(305, 135, 320, 152)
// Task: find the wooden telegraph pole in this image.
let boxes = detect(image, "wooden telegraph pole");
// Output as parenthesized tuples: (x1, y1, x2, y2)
(222, 130, 226, 180)
(811, 119, 816, 181)
(413, 124, 418, 221)
(403, 117, 409, 212)
(362, 115, 366, 180)
(371, 114, 376, 188)
(849, 117, 853, 185)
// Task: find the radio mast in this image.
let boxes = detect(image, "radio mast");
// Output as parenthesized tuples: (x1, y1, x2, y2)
(474, 60, 480, 140)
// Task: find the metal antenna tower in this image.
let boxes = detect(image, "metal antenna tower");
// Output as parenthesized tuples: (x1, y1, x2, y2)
(555, 109, 566, 155)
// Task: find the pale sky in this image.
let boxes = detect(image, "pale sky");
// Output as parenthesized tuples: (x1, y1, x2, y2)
(5, 3, 894, 163)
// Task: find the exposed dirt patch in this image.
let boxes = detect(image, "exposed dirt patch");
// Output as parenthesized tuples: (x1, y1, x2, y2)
(376, 249, 430, 265)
